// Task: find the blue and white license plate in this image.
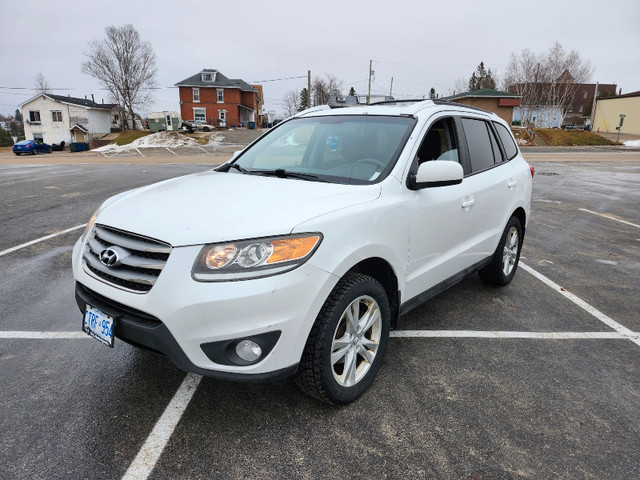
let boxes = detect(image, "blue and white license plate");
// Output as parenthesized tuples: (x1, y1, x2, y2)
(83, 304, 115, 348)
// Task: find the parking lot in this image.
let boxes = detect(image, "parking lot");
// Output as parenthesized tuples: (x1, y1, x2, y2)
(1, 148, 639, 479)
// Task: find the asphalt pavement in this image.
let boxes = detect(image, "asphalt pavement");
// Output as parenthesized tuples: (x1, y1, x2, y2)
(0, 150, 639, 479)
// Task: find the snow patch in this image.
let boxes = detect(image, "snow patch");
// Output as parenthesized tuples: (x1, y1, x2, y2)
(94, 131, 201, 152)
(623, 139, 640, 147)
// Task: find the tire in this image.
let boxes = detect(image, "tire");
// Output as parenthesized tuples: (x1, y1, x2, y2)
(295, 273, 390, 404)
(203, 127, 210, 132)
(14, 152, 20, 156)
(478, 216, 523, 286)
(47, 147, 52, 153)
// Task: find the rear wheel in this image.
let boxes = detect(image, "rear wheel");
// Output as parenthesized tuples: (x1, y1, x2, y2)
(478, 216, 523, 285)
(295, 273, 390, 404)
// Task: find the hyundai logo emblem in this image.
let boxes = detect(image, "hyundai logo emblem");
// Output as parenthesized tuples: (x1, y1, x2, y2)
(100, 247, 120, 267)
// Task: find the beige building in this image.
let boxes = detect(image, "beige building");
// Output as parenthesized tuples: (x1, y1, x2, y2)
(446, 89, 521, 125)
(593, 91, 640, 135)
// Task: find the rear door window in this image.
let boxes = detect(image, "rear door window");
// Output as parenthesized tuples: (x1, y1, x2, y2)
(461, 118, 495, 173)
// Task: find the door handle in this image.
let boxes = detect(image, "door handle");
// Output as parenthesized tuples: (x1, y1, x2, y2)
(508, 179, 517, 189)
(461, 196, 475, 209)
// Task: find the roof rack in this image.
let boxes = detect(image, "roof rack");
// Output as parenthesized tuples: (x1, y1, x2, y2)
(369, 99, 431, 106)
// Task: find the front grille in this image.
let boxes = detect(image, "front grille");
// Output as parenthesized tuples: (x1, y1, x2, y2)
(82, 224, 172, 293)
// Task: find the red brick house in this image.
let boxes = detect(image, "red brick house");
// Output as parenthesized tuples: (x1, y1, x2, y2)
(175, 69, 260, 127)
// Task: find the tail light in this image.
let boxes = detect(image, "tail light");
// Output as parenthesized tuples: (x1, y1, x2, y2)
(530, 165, 535, 177)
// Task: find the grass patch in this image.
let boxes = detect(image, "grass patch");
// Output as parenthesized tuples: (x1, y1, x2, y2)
(535, 129, 620, 146)
(114, 130, 151, 146)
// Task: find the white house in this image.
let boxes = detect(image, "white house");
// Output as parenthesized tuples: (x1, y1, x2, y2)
(19, 94, 117, 145)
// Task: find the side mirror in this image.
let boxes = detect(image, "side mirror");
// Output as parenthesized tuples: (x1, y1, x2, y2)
(408, 161, 463, 190)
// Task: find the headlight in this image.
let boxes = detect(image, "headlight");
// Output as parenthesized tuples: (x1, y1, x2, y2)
(192, 233, 322, 282)
(81, 210, 99, 242)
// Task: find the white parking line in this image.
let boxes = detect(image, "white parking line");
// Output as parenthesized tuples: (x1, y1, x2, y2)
(520, 262, 640, 347)
(0, 331, 87, 339)
(0, 224, 86, 257)
(579, 208, 640, 229)
(390, 331, 625, 339)
(121, 373, 202, 480)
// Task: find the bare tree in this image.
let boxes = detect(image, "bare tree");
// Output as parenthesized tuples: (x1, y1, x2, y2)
(34, 71, 50, 94)
(312, 74, 343, 105)
(82, 24, 157, 130)
(451, 76, 468, 95)
(282, 90, 300, 118)
(504, 42, 593, 127)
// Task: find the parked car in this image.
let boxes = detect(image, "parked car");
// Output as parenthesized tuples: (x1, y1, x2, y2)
(13, 139, 52, 155)
(73, 100, 533, 404)
(194, 120, 215, 132)
(180, 121, 196, 133)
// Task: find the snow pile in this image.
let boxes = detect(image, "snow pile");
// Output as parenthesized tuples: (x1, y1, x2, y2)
(623, 139, 640, 147)
(94, 131, 201, 152)
(208, 134, 225, 145)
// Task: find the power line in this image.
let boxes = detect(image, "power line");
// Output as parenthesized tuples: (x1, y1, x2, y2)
(250, 75, 307, 83)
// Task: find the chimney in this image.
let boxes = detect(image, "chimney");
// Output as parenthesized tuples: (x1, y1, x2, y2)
(91, 94, 95, 102)
(84, 95, 87, 99)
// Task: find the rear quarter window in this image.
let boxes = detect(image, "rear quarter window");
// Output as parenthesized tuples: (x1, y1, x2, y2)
(494, 122, 519, 160)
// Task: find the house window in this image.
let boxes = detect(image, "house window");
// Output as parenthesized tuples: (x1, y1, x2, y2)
(579, 105, 584, 113)
(202, 73, 213, 82)
(584, 91, 588, 99)
(29, 110, 41, 123)
(194, 108, 206, 122)
(193, 88, 200, 102)
(217, 89, 224, 103)
(51, 111, 63, 122)
(33, 133, 44, 143)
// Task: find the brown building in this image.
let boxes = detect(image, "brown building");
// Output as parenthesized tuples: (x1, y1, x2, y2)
(175, 69, 260, 127)
(445, 89, 521, 125)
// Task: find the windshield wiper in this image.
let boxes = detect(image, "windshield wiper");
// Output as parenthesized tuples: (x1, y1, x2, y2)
(229, 163, 249, 174)
(249, 169, 326, 182)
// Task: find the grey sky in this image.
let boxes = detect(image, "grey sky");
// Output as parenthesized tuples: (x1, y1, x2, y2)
(2, 0, 638, 117)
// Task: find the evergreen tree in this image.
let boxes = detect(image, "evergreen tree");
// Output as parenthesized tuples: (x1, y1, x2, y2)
(14, 109, 22, 123)
(349, 87, 356, 96)
(299, 88, 310, 111)
(0, 127, 13, 147)
(429, 87, 436, 99)
(468, 62, 496, 91)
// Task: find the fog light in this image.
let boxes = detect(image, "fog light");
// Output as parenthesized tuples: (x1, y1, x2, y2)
(235, 340, 262, 362)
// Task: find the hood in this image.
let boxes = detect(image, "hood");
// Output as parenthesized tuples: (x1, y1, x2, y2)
(96, 171, 381, 246)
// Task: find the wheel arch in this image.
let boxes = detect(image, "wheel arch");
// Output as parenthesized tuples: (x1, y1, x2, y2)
(512, 207, 527, 238)
(345, 257, 400, 328)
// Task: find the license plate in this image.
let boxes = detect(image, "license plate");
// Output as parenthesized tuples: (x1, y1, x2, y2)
(83, 304, 115, 348)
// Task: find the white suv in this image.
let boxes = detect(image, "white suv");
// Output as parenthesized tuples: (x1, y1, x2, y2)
(73, 100, 533, 404)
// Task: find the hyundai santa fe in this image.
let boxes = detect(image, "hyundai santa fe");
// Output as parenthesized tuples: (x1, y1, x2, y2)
(73, 100, 533, 404)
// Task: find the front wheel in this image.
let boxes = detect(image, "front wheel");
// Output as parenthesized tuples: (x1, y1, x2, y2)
(295, 273, 390, 404)
(478, 216, 523, 285)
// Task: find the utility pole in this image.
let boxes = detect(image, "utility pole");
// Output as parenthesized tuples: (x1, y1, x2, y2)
(308, 70, 311, 108)
(589, 82, 599, 130)
(389, 77, 393, 98)
(367, 60, 372, 104)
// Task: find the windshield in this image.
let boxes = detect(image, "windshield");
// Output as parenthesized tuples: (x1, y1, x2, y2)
(226, 115, 415, 185)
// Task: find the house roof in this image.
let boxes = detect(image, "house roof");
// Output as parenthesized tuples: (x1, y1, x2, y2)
(445, 88, 522, 100)
(69, 124, 88, 133)
(597, 90, 640, 100)
(175, 69, 257, 92)
(19, 93, 116, 110)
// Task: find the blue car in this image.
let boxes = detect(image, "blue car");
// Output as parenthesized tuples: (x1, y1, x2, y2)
(13, 139, 52, 155)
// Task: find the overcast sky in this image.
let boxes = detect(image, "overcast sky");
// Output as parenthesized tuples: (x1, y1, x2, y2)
(2, 0, 638, 118)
